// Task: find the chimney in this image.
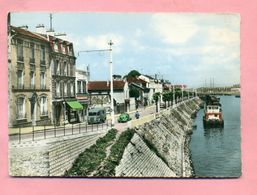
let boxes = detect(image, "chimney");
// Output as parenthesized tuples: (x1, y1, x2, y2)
(36, 24, 46, 34)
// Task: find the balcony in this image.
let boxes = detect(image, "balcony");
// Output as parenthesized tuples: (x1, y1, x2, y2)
(12, 85, 50, 92)
(40, 111, 48, 117)
(40, 84, 46, 90)
(17, 83, 24, 90)
(16, 113, 27, 120)
(30, 84, 35, 90)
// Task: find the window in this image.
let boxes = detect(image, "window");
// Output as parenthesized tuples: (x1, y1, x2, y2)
(29, 43, 35, 63)
(77, 81, 81, 93)
(63, 62, 67, 76)
(83, 81, 87, 93)
(17, 97, 25, 119)
(54, 42, 58, 51)
(68, 45, 73, 55)
(30, 71, 35, 89)
(70, 64, 73, 76)
(17, 39, 23, 61)
(40, 46, 45, 64)
(17, 70, 24, 89)
(64, 83, 67, 96)
(56, 82, 60, 97)
(70, 83, 74, 96)
(66, 63, 69, 76)
(40, 72, 45, 89)
(40, 96, 48, 116)
(56, 60, 60, 75)
(62, 43, 66, 54)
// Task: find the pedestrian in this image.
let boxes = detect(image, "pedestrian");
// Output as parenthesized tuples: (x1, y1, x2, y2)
(135, 110, 140, 119)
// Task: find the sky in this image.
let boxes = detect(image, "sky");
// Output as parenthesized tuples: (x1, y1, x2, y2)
(10, 12, 240, 87)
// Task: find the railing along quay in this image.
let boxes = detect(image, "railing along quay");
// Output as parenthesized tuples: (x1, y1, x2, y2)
(9, 121, 111, 143)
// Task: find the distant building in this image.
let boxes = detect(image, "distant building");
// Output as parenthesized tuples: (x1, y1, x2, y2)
(113, 74, 122, 81)
(8, 26, 52, 127)
(75, 67, 90, 122)
(138, 75, 163, 104)
(173, 84, 187, 90)
(87, 80, 129, 114)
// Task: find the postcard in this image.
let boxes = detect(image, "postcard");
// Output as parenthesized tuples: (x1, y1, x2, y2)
(8, 12, 241, 178)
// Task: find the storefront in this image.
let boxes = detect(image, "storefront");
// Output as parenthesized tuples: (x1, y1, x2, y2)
(65, 100, 83, 123)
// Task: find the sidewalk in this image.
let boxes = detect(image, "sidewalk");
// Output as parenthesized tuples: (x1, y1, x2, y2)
(8, 121, 94, 135)
(9, 105, 156, 135)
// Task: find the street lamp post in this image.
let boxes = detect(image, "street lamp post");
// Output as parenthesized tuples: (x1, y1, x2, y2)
(108, 40, 115, 126)
(77, 40, 115, 126)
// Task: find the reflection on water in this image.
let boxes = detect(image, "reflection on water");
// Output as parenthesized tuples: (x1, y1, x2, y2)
(190, 96, 241, 178)
(204, 128, 224, 139)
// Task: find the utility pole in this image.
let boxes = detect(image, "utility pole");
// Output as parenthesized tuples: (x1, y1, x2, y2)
(109, 40, 115, 126)
(77, 40, 115, 126)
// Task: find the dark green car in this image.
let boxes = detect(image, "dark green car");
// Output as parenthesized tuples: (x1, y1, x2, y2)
(118, 113, 132, 123)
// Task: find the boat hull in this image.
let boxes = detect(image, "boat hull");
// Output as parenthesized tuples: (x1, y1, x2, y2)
(203, 117, 224, 128)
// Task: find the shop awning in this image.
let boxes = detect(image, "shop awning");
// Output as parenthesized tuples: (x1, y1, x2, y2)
(66, 101, 83, 110)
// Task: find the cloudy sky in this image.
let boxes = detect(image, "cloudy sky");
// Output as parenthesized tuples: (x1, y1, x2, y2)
(11, 12, 240, 87)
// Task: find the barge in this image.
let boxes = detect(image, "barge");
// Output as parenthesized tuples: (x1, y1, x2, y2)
(203, 95, 224, 128)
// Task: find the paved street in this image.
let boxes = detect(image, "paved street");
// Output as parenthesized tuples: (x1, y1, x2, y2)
(9, 105, 157, 143)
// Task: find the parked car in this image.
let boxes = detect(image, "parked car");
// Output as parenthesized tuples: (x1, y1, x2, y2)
(118, 113, 132, 123)
(88, 108, 106, 124)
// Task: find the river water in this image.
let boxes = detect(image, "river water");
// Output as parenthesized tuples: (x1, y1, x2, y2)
(190, 96, 241, 178)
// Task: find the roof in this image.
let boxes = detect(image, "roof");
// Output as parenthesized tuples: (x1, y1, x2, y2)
(11, 26, 49, 43)
(48, 35, 73, 45)
(172, 84, 187, 88)
(127, 77, 147, 84)
(143, 74, 155, 80)
(88, 81, 125, 92)
(129, 83, 150, 92)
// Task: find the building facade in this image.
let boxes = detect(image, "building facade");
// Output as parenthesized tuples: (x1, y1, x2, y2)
(8, 26, 52, 127)
(75, 68, 90, 122)
(139, 74, 163, 104)
(48, 35, 80, 125)
(87, 80, 129, 114)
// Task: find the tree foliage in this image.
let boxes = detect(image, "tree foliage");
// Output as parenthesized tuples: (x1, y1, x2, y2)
(153, 92, 160, 102)
(126, 70, 141, 78)
(129, 88, 140, 98)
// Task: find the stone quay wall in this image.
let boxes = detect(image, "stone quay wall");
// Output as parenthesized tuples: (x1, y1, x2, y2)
(9, 131, 106, 176)
(116, 98, 202, 177)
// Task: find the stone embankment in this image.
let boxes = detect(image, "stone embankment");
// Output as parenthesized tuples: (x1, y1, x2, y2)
(115, 98, 202, 177)
(9, 131, 107, 176)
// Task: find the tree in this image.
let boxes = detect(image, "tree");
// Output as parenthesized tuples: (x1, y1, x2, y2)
(153, 92, 160, 112)
(129, 88, 140, 98)
(126, 70, 141, 78)
(175, 88, 182, 98)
